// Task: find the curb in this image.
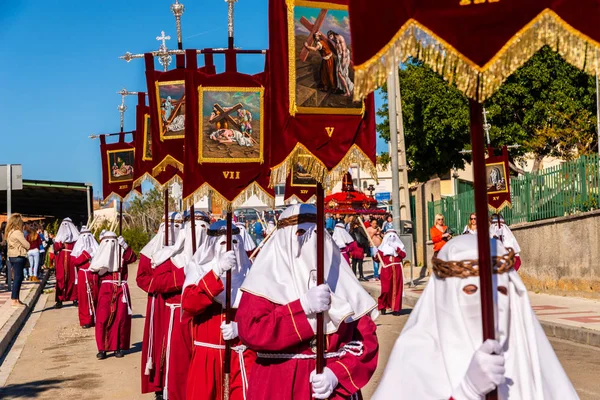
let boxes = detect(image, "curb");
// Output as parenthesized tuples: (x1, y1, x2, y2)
(0, 269, 50, 359)
(361, 281, 600, 348)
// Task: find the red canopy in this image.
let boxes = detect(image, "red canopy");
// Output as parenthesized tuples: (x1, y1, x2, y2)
(324, 173, 384, 215)
(348, 0, 600, 101)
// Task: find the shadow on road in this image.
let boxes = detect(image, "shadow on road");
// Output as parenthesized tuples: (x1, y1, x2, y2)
(0, 377, 70, 398)
(128, 341, 143, 355)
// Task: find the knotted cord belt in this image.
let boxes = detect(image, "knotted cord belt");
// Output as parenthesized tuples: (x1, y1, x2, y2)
(193, 341, 250, 399)
(256, 340, 364, 360)
(163, 303, 181, 400)
(101, 280, 132, 315)
(80, 268, 95, 321)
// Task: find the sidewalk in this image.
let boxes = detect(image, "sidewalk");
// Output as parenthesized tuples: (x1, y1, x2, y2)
(360, 259, 600, 348)
(0, 270, 50, 359)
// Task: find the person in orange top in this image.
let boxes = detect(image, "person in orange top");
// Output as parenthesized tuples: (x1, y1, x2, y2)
(430, 213, 452, 258)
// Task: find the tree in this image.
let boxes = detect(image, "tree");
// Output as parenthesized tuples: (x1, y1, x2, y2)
(128, 187, 177, 233)
(485, 46, 597, 171)
(377, 61, 471, 183)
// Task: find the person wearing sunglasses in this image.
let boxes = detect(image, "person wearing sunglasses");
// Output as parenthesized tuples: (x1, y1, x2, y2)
(462, 213, 477, 235)
(430, 213, 451, 259)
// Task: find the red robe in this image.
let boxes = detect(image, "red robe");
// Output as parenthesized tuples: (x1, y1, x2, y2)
(95, 247, 136, 352)
(236, 293, 379, 399)
(72, 251, 99, 326)
(141, 257, 192, 400)
(182, 271, 256, 400)
(54, 242, 77, 302)
(376, 250, 405, 313)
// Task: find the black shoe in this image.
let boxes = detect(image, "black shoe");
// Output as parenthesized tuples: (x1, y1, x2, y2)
(380, 309, 387, 315)
(96, 351, 107, 360)
(155, 392, 164, 400)
(55, 301, 63, 309)
(73, 300, 78, 306)
(115, 349, 125, 358)
(359, 277, 367, 282)
(82, 324, 93, 329)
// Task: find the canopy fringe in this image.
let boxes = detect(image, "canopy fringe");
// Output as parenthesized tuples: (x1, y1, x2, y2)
(183, 182, 275, 212)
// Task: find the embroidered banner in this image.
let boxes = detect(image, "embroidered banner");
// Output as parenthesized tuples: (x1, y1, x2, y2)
(486, 146, 512, 213)
(182, 50, 274, 211)
(284, 155, 317, 203)
(133, 92, 156, 187)
(100, 133, 137, 202)
(348, 0, 600, 101)
(268, 0, 377, 188)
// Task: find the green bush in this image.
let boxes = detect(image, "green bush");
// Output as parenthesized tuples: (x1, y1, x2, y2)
(122, 226, 150, 254)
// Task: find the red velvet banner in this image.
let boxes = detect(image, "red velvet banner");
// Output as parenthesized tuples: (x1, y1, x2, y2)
(182, 50, 274, 210)
(486, 146, 512, 213)
(133, 92, 155, 187)
(268, 0, 377, 187)
(100, 133, 136, 202)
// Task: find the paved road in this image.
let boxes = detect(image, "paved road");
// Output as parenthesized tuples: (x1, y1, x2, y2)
(0, 266, 599, 399)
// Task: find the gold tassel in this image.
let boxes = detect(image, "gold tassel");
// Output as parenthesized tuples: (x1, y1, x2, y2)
(353, 9, 600, 102)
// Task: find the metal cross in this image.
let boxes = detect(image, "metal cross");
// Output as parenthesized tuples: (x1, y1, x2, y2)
(117, 88, 139, 131)
(225, 0, 238, 39)
(482, 107, 492, 146)
(156, 31, 172, 71)
(171, 0, 185, 48)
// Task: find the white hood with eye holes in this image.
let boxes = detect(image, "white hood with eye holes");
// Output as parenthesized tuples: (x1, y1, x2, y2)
(372, 235, 578, 400)
(183, 232, 251, 308)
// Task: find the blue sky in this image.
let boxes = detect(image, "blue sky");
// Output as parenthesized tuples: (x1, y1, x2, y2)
(0, 0, 386, 196)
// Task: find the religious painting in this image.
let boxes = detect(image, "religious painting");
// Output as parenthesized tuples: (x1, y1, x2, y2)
(156, 80, 186, 140)
(198, 86, 264, 163)
(142, 113, 153, 161)
(107, 149, 134, 184)
(486, 162, 508, 194)
(291, 160, 317, 187)
(289, 0, 362, 115)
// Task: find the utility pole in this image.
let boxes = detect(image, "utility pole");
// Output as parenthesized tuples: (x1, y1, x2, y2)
(395, 72, 412, 223)
(388, 71, 401, 232)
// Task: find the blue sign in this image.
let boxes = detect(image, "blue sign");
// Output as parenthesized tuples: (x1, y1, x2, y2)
(375, 192, 391, 202)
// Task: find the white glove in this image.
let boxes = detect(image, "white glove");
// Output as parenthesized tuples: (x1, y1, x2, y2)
(451, 339, 505, 400)
(220, 321, 239, 341)
(300, 284, 331, 315)
(310, 367, 338, 399)
(212, 251, 236, 276)
(118, 236, 128, 250)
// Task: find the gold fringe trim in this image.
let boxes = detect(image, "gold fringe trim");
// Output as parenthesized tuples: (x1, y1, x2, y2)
(132, 172, 161, 190)
(270, 143, 378, 190)
(285, 194, 317, 204)
(183, 182, 275, 212)
(152, 155, 184, 178)
(353, 9, 600, 102)
(103, 189, 141, 204)
(488, 200, 512, 214)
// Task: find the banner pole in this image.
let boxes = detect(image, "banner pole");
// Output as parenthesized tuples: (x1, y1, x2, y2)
(316, 183, 325, 374)
(164, 188, 170, 247)
(224, 211, 233, 399)
(190, 204, 197, 254)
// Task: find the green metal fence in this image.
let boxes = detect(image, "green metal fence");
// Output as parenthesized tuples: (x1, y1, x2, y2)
(427, 154, 600, 238)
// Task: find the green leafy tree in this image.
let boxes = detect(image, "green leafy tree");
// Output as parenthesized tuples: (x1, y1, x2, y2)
(484, 46, 597, 171)
(377, 61, 471, 182)
(128, 187, 177, 234)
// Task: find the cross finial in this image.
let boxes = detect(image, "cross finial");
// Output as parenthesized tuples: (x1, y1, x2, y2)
(225, 0, 238, 40)
(482, 107, 492, 145)
(157, 31, 171, 48)
(116, 88, 139, 131)
(156, 31, 172, 71)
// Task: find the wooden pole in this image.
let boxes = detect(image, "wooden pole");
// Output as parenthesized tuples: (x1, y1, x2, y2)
(224, 211, 233, 399)
(190, 204, 197, 254)
(316, 183, 325, 374)
(469, 98, 497, 400)
(164, 188, 170, 247)
(118, 200, 123, 285)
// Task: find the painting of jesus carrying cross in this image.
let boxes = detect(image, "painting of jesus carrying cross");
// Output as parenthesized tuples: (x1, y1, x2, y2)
(289, 1, 362, 115)
(198, 86, 264, 164)
(156, 80, 186, 140)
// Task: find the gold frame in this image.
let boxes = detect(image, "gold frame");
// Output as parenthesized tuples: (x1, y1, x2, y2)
(106, 148, 135, 184)
(485, 161, 509, 195)
(287, 0, 364, 116)
(290, 155, 317, 187)
(197, 85, 265, 164)
(155, 80, 186, 141)
(142, 113, 152, 161)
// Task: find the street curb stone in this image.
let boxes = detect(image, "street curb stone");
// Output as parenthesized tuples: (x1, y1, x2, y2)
(361, 281, 600, 348)
(0, 269, 50, 359)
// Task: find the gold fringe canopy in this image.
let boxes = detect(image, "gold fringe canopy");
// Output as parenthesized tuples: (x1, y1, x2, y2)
(183, 181, 276, 213)
(353, 9, 600, 102)
(270, 142, 378, 190)
(103, 189, 142, 205)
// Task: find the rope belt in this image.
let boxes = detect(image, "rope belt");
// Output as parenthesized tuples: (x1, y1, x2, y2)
(81, 269, 95, 321)
(257, 341, 364, 360)
(144, 295, 157, 376)
(101, 280, 132, 315)
(163, 303, 182, 400)
(194, 341, 249, 399)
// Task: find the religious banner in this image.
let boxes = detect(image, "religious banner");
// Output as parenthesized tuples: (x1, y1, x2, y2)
(486, 146, 511, 213)
(182, 49, 274, 210)
(268, 0, 377, 188)
(133, 91, 157, 188)
(284, 155, 317, 203)
(348, 0, 600, 102)
(99, 133, 137, 202)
